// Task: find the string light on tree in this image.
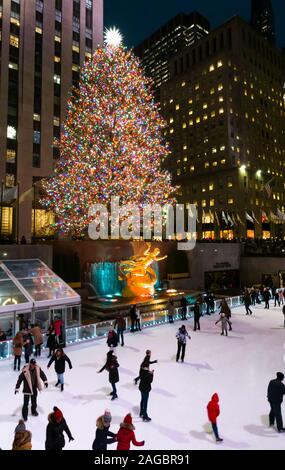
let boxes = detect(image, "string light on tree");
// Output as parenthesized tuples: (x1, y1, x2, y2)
(42, 32, 176, 235)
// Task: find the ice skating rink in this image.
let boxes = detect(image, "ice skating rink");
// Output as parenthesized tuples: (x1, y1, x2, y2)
(1, 304, 285, 450)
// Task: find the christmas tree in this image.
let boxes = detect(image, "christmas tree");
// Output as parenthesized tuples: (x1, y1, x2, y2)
(42, 28, 176, 235)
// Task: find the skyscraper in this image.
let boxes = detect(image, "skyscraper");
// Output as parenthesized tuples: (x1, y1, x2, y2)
(251, 0, 276, 44)
(160, 16, 285, 240)
(0, 0, 103, 240)
(134, 12, 210, 100)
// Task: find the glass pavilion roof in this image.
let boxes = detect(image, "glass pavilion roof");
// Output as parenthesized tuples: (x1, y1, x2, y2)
(0, 259, 80, 314)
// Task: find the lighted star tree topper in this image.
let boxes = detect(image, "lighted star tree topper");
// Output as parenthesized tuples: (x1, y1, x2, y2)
(42, 28, 176, 235)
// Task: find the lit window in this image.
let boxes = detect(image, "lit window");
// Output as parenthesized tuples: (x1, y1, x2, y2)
(170, 129, 174, 134)
(55, 35, 61, 43)
(202, 200, 207, 208)
(182, 123, 187, 129)
(188, 99, 193, 104)
(217, 60, 223, 68)
(190, 166, 195, 172)
(205, 162, 210, 168)
(72, 45, 80, 53)
(219, 108, 224, 114)
(203, 115, 208, 121)
(228, 181, 233, 188)
(202, 187, 206, 193)
(189, 120, 194, 126)
(218, 84, 223, 91)
(220, 145, 225, 151)
(33, 114, 41, 122)
(209, 65, 215, 72)
(36, 27, 42, 34)
(219, 96, 224, 102)
(54, 56, 61, 63)
(169, 98, 174, 104)
(189, 110, 193, 115)
(33, 131, 41, 144)
(221, 159, 226, 164)
(183, 145, 187, 150)
(212, 147, 217, 154)
(211, 111, 216, 118)
(7, 126, 16, 140)
(72, 64, 79, 72)
(210, 199, 215, 207)
(175, 104, 180, 110)
(169, 118, 174, 124)
(195, 84, 199, 90)
(54, 74, 61, 84)
(203, 103, 208, 109)
(228, 198, 234, 205)
(177, 169, 181, 176)
(234, 76, 239, 82)
(9, 35, 19, 47)
(181, 82, 186, 87)
(210, 88, 215, 95)
(6, 149, 16, 163)
(209, 183, 214, 191)
(245, 112, 249, 119)
(196, 117, 200, 124)
(213, 161, 218, 167)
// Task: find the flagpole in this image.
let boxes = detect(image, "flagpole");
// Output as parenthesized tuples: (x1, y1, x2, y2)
(0, 181, 3, 241)
(16, 181, 20, 244)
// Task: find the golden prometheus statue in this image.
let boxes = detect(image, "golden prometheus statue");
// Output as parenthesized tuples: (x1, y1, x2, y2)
(119, 243, 167, 298)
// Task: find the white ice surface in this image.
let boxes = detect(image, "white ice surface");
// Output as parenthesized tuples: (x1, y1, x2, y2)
(1, 304, 285, 450)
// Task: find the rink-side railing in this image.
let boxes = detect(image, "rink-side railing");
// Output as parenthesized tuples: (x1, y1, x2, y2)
(0, 296, 244, 360)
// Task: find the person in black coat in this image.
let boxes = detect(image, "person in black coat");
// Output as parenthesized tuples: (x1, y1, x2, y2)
(47, 348, 72, 392)
(181, 297, 188, 320)
(138, 363, 154, 422)
(106, 329, 118, 349)
(15, 359, 48, 421)
(92, 410, 117, 450)
(22, 330, 33, 364)
(193, 303, 201, 331)
(45, 407, 74, 450)
(98, 351, 120, 400)
(263, 288, 270, 309)
(134, 350, 157, 385)
(267, 372, 285, 432)
(46, 324, 56, 358)
(129, 305, 137, 332)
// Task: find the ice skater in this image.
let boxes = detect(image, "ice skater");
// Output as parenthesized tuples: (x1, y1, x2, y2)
(47, 347, 72, 392)
(168, 299, 175, 323)
(181, 296, 188, 320)
(176, 325, 190, 362)
(15, 358, 48, 421)
(220, 299, 232, 330)
(134, 350, 157, 385)
(267, 372, 285, 432)
(193, 302, 201, 331)
(215, 313, 231, 336)
(113, 315, 126, 346)
(207, 393, 223, 442)
(138, 362, 154, 421)
(22, 329, 33, 364)
(12, 420, 32, 450)
(116, 414, 145, 450)
(45, 407, 74, 450)
(30, 324, 43, 357)
(13, 332, 23, 371)
(92, 410, 117, 450)
(98, 350, 120, 400)
(106, 328, 118, 350)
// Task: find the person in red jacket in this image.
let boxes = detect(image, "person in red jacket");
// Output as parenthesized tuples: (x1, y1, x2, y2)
(207, 393, 223, 442)
(116, 414, 145, 451)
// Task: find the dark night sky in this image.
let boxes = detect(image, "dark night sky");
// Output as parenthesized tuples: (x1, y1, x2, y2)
(104, 0, 285, 49)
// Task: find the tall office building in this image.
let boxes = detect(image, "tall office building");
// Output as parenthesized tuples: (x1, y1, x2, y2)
(160, 16, 285, 240)
(0, 0, 103, 240)
(134, 12, 210, 99)
(251, 0, 276, 44)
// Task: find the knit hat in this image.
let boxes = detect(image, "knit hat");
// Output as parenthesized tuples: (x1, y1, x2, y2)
(14, 419, 26, 433)
(277, 372, 285, 381)
(30, 358, 36, 365)
(123, 414, 132, 425)
(102, 409, 112, 427)
(145, 350, 151, 355)
(53, 407, 63, 423)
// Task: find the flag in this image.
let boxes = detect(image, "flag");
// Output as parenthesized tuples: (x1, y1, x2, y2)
(214, 211, 220, 226)
(264, 177, 274, 198)
(232, 214, 237, 225)
(277, 209, 285, 222)
(261, 211, 268, 223)
(252, 212, 260, 225)
(209, 210, 214, 224)
(19, 187, 34, 205)
(222, 211, 228, 224)
(270, 211, 278, 222)
(227, 213, 234, 226)
(3, 186, 18, 204)
(245, 212, 254, 223)
(237, 214, 245, 226)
